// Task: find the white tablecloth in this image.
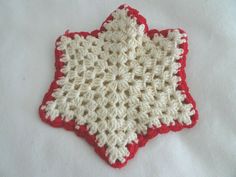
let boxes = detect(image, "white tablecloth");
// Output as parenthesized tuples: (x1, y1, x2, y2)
(1, 0, 236, 176)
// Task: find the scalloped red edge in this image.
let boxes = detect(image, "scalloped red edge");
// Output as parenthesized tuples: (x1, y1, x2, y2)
(39, 4, 198, 168)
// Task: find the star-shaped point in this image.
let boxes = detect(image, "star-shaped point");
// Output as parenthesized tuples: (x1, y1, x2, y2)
(39, 4, 198, 168)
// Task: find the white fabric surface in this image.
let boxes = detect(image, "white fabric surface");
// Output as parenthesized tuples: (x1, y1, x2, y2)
(0, 0, 236, 176)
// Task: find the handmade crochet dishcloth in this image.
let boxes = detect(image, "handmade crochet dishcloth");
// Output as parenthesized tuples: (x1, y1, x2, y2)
(39, 4, 198, 168)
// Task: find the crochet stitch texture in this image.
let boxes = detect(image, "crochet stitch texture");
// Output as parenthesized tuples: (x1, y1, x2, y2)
(39, 4, 198, 168)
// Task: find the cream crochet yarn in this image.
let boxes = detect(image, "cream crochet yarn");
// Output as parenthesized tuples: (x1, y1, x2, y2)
(39, 4, 198, 167)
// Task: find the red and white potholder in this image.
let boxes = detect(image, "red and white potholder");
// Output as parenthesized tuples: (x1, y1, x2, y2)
(39, 4, 198, 168)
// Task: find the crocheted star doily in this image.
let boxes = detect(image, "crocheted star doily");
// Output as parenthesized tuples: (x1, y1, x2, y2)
(39, 4, 198, 168)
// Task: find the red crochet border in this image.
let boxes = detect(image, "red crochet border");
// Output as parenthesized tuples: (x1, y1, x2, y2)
(39, 4, 198, 168)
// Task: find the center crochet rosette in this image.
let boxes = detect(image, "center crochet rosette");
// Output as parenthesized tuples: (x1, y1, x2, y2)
(39, 4, 198, 168)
